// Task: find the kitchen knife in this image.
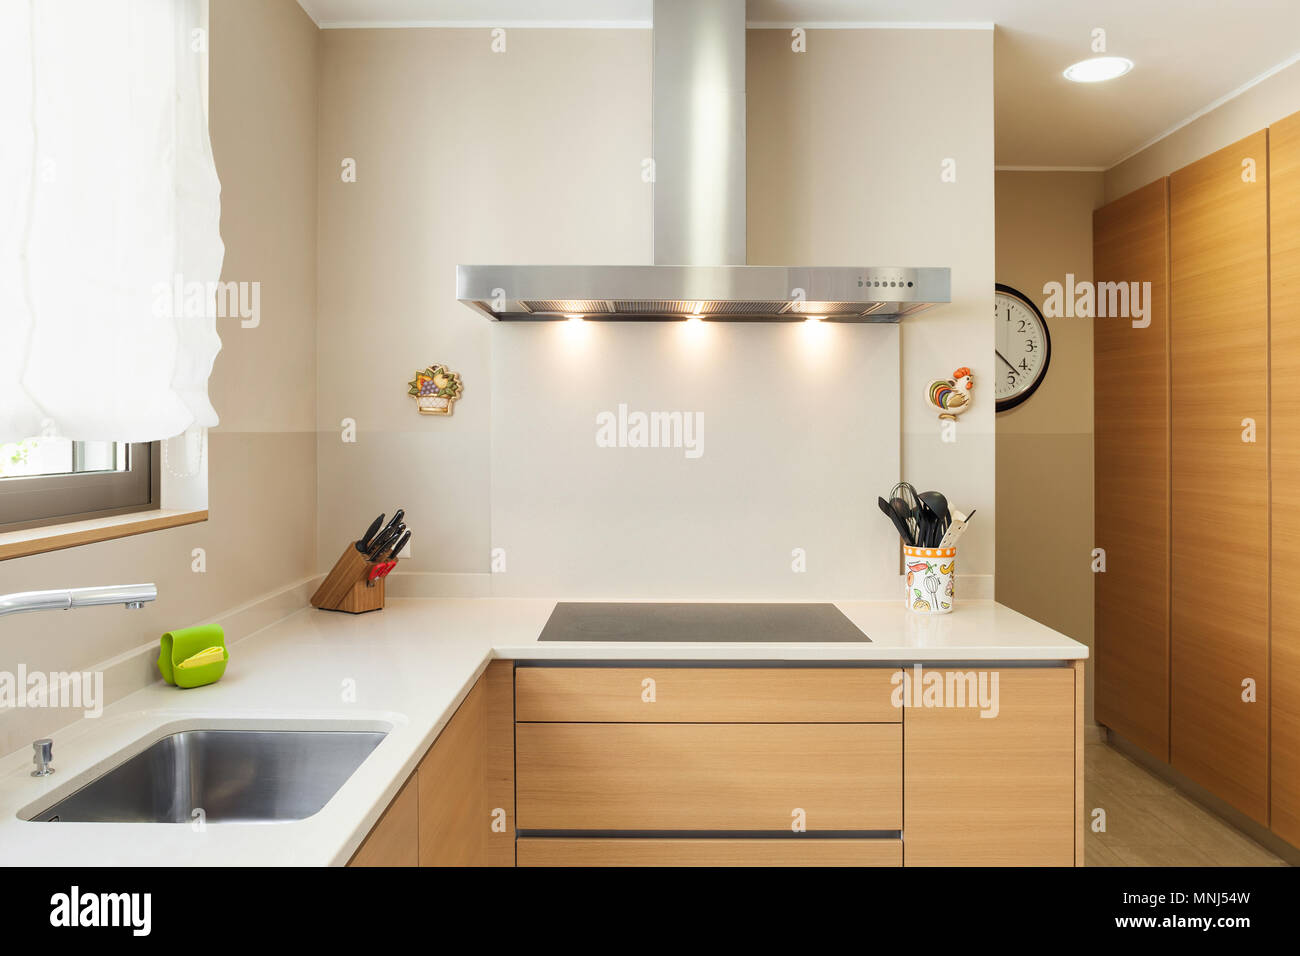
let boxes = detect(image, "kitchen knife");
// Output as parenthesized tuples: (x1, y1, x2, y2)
(378, 508, 405, 539)
(385, 530, 411, 561)
(356, 514, 384, 553)
(366, 523, 404, 561)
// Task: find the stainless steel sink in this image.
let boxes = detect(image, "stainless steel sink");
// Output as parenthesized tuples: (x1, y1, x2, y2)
(30, 729, 387, 823)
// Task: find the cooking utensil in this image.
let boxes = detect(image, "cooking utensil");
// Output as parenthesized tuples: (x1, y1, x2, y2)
(892, 497, 920, 545)
(356, 514, 384, 553)
(888, 498, 911, 543)
(939, 508, 975, 548)
(919, 491, 950, 546)
(916, 496, 941, 547)
(879, 497, 913, 544)
(889, 482, 924, 544)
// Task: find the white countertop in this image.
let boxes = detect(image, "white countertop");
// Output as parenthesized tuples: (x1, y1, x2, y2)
(0, 598, 1086, 866)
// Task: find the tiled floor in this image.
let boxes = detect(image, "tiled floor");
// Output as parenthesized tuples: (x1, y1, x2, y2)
(1085, 736, 1288, 866)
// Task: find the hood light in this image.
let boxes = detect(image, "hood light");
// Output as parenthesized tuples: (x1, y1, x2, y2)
(565, 314, 585, 322)
(1063, 56, 1133, 83)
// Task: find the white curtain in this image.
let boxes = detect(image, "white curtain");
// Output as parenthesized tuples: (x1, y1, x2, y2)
(0, 0, 224, 444)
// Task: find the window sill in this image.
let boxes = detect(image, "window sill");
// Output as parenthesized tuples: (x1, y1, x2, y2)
(0, 509, 208, 561)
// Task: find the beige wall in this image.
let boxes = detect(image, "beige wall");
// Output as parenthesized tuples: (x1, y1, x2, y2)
(994, 169, 1104, 718)
(0, 0, 319, 751)
(1107, 60, 1300, 200)
(314, 27, 652, 589)
(749, 28, 997, 594)
(316, 26, 996, 598)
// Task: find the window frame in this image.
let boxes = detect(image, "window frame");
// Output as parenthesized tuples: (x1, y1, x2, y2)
(0, 441, 159, 532)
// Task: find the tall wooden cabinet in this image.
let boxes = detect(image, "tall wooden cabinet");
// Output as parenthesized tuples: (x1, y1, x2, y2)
(1271, 111, 1300, 847)
(1168, 131, 1270, 824)
(1095, 127, 1280, 836)
(1092, 179, 1171, 761)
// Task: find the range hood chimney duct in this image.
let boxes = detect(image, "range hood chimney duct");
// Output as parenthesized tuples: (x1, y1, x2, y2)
(651, 0, 746, 266)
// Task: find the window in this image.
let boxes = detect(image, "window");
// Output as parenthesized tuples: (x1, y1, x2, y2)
(0, 438, 157, 532)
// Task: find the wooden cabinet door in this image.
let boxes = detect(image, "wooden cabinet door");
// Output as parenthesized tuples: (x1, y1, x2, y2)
(516, 666, 900, 722)
(418, 675, 486, 866)
(484, 660, 516, 866)
(517, 837, 902, 867)
(1168, 130, 1270, 824)
(1092, 178, 1171, 760)
(517, 723, 902, 831)
(903, 667, 1076, 866)
(417, 661, 516, 866)
(1271, 110, 1300, 846)
(348, 776, 419, 867)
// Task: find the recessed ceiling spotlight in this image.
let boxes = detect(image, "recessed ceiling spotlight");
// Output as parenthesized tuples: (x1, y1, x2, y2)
(1063, 56, 1134, 83)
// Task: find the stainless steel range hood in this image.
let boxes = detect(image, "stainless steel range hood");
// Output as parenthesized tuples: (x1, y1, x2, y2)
(456, 0, 950, 323)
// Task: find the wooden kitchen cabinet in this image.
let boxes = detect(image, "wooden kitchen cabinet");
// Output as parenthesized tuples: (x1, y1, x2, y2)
(516, 665, 901, 722)
(418, 660, 516, 866)
(350, 661, 516, 867)
(418, 671, 488, 865)
(903, 666, 1078, 866)
(483, 660, 516, 866)
(516, 722, 902, 831)
(514, 662, 1080, 865)
(1271, 110, 1300, 847)
(1169, 130, 1270, 824)
(348, 777, 419, 867)
(1092, 177, 1171, 761)
(356, 659, 1085, 866)
(517, 837, 903, 867)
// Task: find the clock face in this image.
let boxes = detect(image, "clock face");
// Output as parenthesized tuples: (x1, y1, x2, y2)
(994, 283, 1051, 412)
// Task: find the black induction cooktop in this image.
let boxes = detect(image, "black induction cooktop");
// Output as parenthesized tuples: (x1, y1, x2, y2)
(536, 602, 870, 643)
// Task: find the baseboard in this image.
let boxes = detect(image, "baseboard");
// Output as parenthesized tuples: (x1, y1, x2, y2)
(1104, 726, 1300, 866)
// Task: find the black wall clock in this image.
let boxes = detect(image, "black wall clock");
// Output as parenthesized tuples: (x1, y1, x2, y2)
(995, 282, 1052, 412)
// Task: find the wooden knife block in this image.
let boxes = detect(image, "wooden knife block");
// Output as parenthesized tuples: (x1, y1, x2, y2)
(311, 541, 395, 614)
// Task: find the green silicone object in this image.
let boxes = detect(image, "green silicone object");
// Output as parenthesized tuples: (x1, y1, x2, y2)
(158, 624, 228, 689)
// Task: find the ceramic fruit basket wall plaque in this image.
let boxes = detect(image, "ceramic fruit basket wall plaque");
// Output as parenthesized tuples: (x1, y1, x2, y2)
(408, 364, 463, 415)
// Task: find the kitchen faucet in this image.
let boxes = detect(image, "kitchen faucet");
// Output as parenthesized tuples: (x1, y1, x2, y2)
(0, 584, 156, 778)
(0, 583, 157, 617)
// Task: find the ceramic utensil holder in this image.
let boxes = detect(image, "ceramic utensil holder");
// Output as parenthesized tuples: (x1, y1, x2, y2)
(904, 544, 956, 614)
(311, 541, 397, 614)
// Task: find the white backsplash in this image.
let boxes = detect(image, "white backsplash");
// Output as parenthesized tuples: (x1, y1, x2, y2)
(489, 320, 902, 599)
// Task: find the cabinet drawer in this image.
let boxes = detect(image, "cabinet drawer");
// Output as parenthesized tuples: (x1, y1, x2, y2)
(517, 722, 901, 831)
(515, 666, 900, 722)
(518, 837, 902, 867)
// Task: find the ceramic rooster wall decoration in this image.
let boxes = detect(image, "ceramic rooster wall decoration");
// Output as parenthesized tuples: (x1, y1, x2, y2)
(926, 366, 974, 422)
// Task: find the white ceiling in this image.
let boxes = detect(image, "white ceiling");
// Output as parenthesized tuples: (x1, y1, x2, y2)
(296, 0, 1300, 168)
